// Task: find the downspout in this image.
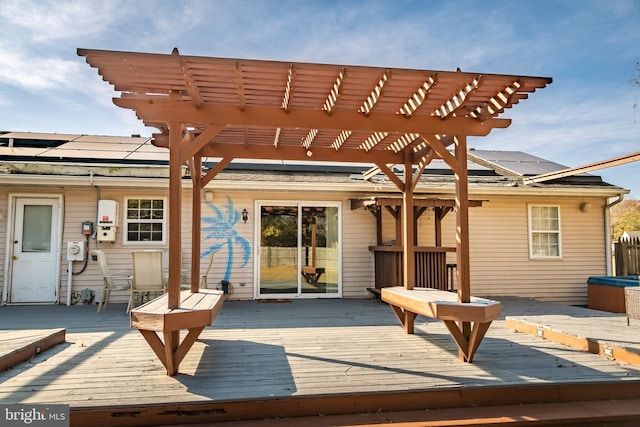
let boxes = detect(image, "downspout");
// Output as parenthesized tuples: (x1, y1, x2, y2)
(605, 193, 625, 275)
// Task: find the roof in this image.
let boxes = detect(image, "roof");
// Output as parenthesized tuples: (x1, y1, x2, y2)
(0, 131, 624, 194)
(77, 48, 552, 166)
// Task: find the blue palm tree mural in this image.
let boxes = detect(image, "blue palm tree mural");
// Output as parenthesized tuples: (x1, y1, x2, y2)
(201, 196, 251, 282)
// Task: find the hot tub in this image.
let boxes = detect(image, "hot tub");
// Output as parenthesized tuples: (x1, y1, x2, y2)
(587, 276, 639, 313)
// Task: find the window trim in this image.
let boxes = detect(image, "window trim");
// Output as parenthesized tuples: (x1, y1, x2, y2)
(527, 204, 562, 259)
(123, 197, 167, 245)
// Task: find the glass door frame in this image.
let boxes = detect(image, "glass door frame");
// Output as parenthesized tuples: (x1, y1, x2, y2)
(254, 200, 342, 299)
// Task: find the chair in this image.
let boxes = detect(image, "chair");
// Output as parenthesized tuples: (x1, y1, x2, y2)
(93, 249, 131, 313)
(130, 250, 166, 311)
(162, 248, 191, 290)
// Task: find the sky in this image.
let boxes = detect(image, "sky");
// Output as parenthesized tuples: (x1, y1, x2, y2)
(1, 0, 639, 198)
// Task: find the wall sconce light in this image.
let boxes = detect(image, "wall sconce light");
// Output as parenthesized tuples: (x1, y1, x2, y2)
(241, 208, 249, 223)
(204, 191, 214, 202)
(579, 202, 591, 213)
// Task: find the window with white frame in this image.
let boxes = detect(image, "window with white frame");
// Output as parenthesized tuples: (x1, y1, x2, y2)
(124, 198, 166, 244)
(528, 205, 561, 258)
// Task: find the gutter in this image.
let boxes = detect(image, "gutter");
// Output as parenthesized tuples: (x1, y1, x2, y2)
(0, 172, 628, 198)
(604, 194, 626, 275)
(4, 161, 179, 178)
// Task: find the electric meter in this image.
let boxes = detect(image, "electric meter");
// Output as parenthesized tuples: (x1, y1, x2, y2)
(66, 241, 85, 262)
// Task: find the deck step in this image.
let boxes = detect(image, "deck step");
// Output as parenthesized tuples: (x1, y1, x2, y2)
(506, 317, 640, 366)
(215, 399, 640, 427)
(184, 398, 640, 426)
(72, 397, 640, 426)
(0, 329, 66, 371)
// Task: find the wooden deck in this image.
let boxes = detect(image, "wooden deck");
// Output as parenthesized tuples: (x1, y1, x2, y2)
(1, 297, 640, 425)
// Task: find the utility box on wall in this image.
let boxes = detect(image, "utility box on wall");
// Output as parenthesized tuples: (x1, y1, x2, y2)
(66, 240, 85, 261)
(97, 200, 118, 242)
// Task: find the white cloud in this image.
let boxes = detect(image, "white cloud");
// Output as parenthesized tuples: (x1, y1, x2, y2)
(0, 48, 83, 90)
(0, 0, 121, 44)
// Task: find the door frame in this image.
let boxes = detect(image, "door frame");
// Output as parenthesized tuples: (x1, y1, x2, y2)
(253, 200, 342, 300)
(3, 193, 64, 305)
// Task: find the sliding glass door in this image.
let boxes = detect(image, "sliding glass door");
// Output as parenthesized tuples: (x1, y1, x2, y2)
(257, 202, 340, 298)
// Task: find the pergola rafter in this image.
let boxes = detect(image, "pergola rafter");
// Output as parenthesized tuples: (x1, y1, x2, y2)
(78, 48, 551, 373)
(235, 62, 247, 110)
(397, 74, 437, 118)
(281, 64, 296, 112)
(322, 67, 346, 115)
(434, 76, 483, 119)
(358, 69, 391, 116)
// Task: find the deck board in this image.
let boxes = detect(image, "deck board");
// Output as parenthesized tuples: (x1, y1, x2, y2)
(1, 298, 640, 412)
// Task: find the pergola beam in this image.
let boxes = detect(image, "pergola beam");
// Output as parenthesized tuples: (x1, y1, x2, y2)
(113, 98, 511, 137)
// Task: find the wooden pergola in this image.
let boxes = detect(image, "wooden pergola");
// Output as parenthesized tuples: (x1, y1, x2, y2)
(78, 48, 551, 373)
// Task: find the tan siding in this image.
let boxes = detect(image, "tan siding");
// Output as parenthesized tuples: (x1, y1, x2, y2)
(57, 187, 191, 305)
(342, 197, 376, 298)
(0, 183, 612, 307)
(463, 196, 607, 305)
(59, 188, 100, 304)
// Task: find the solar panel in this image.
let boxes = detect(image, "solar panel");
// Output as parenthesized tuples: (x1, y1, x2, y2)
(468, 150, 579, 176)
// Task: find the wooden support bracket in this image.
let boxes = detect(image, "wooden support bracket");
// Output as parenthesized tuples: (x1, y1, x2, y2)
(138, 326, 205, 376)
(130, 289, 224, 376)
(443, 320, 492, 362)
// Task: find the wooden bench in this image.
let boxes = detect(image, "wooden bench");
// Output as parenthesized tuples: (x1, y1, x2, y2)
(381, 286, 501, 362)
(130, 289, 224, 376)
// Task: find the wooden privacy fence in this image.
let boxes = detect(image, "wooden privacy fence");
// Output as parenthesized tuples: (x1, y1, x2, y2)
(615, 237, 640, 276)
(370, 246, 456, 291)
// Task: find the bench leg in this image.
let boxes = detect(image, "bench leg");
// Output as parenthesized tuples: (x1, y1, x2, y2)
(389, 304, 417, 334)
(138, 326, 206, 376)
(163, 330, 180, 375)
(443, 320, 492, 363)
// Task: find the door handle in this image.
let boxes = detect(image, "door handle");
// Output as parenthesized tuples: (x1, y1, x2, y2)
(12, 255, 18, 260)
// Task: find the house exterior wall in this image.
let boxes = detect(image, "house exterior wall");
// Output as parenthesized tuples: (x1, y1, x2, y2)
(376, 194, 607, 305)
(464, 195, 606, 304)
(0, 182, 609, 307)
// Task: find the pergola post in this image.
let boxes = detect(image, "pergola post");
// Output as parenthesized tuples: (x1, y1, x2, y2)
(402, 153, 415, 290)
(190, 154, 203, 292)
(454, 136, 471, 304)
(454, 136, 472, 361)
(167, 118, 182, 309)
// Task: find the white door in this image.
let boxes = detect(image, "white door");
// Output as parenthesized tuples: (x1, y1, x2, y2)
(9, 197, 61, 303)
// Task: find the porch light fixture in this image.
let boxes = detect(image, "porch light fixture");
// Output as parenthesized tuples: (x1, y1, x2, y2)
(242, 208, 248, 223)
(579, 202, 591, 213)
